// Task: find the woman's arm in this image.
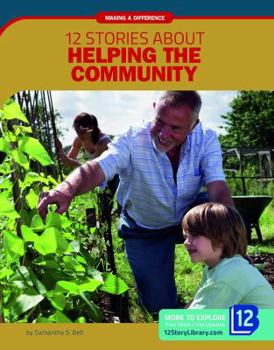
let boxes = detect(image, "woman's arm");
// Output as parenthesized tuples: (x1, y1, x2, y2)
(57, 138, 82, 168)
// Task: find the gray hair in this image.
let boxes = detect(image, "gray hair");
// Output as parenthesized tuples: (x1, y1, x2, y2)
(158, 91, 202, 121)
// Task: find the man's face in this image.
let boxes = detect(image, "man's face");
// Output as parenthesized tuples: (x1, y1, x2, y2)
(151, 101, 196, 153)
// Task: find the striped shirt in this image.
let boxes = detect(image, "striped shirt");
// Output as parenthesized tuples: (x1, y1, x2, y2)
(97, 121, 225, 229)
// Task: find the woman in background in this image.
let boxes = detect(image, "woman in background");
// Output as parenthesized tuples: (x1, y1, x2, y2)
(56, 112, 111, 168)
(56, 112, 119, 222)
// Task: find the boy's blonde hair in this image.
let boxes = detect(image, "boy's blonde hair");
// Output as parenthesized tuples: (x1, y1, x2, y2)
(182, 203, 247, 258)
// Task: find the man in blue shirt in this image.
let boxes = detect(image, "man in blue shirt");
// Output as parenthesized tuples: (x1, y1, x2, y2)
(38, 91, 233, 314)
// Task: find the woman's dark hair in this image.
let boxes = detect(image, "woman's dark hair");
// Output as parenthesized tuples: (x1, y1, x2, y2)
(73, 113, 101, 144)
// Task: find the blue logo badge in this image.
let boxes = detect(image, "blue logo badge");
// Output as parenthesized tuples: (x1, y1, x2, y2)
(229, 304, 259, 336)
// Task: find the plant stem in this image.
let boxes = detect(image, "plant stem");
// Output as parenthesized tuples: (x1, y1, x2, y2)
(0, 287, 5, 323)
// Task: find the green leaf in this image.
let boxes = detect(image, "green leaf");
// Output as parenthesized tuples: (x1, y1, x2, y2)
(29, 269, 47, 295)
(80, 293, 102, 322)
(74, 316, 86, 323)
(26, 189, 39, 209)
(78, 279, 102, 293)
(9, 288, 44, 317)
(6, 131, 16, 142)
(75, 255, 86, 265)
(34, 258, 59, 270)
(30, 214, 45, 231)
(9, 266, 33, 288)
(0, 137, 11, 154)
(63, 256, 85, 273)
(34, 227, 70, 255)
(0, 196, 20, 219)
(99, 272, 129, 295)
(80, 246, 97, 267)
(19, 135, 53, 166)
(0, 176, 11, 190)
(3, 231, 25, 257)
(88, 268, 103, 283)
(21, 172, 49, 191)
(13, 125, 32, 136)
(47, 175, 58, 186)
(0, 267, 14, 280)
(56, 281, 80, 295)
(63, 231, 75, 241)
(35, 316, 53, 323)
(46, 212, 72, 229)
(56, 279, 102, 295)
(0, 162, 11, 175)
(56, 281, 80, 294)
(11, 148, 29, 170)
(41, 269, 67, 290)
(54, 310, 72, 323)
(21, 225, 39, 242)
(70, 240, 80, 253)
(2, 101, 29, 123)
(47, 293, 67, 311)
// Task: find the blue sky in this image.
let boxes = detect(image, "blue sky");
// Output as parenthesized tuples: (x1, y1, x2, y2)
(51, 90, 237, 146)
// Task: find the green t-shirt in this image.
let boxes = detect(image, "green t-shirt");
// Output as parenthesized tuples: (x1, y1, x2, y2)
(189, 255, 274, 309)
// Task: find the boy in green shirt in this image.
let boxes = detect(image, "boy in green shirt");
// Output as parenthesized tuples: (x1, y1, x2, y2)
(182, 203, 274, 309)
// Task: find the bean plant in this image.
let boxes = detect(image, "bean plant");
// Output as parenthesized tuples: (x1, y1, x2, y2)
(0, 100, 128, 323)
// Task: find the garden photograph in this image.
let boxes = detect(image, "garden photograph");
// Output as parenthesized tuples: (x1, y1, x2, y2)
(0, 90, 273, 323)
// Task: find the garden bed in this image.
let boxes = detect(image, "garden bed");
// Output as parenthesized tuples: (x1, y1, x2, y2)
(250, 253, 274, 288)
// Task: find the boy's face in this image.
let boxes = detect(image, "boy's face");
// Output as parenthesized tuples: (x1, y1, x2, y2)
(183, 233, 223, 268)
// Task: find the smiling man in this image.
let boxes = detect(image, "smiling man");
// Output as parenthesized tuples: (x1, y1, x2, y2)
(38, 91, 233, 315)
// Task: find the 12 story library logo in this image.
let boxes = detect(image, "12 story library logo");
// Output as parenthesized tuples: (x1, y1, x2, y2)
(229, 305, 259, 336)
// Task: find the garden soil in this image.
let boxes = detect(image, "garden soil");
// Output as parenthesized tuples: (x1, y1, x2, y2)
(251, 253, 274, 289)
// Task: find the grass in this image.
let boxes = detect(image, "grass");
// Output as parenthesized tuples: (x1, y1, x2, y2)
(258, 205, 274, 240)
(174, 244, 203, 304)
(248, 203, 274, 255)
(248, 182, 274, 252)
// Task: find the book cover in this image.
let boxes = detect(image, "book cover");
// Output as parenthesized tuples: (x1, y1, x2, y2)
(0, 1, 274, 349)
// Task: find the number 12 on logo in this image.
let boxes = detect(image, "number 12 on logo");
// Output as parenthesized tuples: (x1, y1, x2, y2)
(229, 305, 259, 335)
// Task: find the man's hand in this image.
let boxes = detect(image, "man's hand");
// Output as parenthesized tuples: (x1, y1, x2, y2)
(37, 160, 105, 219)
(38, 189, 73, 220)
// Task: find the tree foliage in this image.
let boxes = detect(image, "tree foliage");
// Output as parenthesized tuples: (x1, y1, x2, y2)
(22, 102, 67, 157)
(219, 91, 274, 147)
